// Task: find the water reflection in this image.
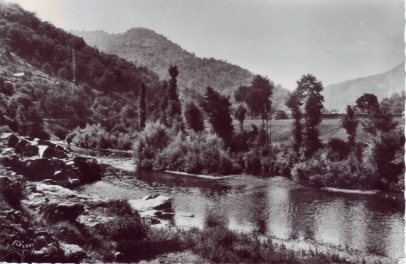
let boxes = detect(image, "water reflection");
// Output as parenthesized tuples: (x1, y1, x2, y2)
(81, 170, 405, 260)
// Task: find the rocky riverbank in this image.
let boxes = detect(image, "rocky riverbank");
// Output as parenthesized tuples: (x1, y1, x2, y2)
(0, 133, 183, 262)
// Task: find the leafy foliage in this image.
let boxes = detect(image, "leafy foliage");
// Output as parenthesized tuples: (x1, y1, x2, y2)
(72, 123, 133, 150)
(234, 104, 247, 131)
(380, 91, 405, 114)
(183, 101, 204, 132)
(200, 87, 233, 146)
(133, 122, 172, 169)
(286, 74, 324, 159)
(155, 131, 241, 175)
(235, 75, 274, 119)
(341, 105, 358, 148)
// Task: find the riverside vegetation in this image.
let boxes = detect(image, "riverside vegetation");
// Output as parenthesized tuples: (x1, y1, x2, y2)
(0, 2, 403, 192)
(0, 2, 404, 263)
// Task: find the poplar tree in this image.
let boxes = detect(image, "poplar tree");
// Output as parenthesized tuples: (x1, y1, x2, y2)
(201, 87, 233, 146)
(138, 83, 146, 130)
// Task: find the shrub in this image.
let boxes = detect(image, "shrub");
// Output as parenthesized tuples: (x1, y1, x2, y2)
(133, 122, 172, 169)
(290, 149, 362, 188)
(273, 144, 296, 176)
(155, 131, 241, 175)
(52, 124, 69, 140)
(72, 123, 133, 150)
(50, 221, 85, 245)
(326, 138, 350, 161)
(100, 214, 148, 241)
(106, 199, 134, 216)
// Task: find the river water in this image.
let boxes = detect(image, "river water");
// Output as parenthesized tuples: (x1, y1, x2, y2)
(79, 168, 405, 261)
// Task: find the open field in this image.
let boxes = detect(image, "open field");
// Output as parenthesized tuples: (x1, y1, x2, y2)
(234, 117, 404, 145)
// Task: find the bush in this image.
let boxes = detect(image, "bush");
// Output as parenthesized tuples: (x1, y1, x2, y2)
(50, 221, 85, 245)
(100, 214, 148, 241)
(106, 199, 134, 216)
(72, 123, 133, 150)
(133, 122, 172, 169)
(290, 149, 362, 188)
(273, 144, 296, 176)
(326, 138, 350, 161)
(155, 131, 241, 175)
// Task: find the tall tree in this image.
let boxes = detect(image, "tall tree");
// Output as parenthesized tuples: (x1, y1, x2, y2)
(355, 93, 380, 115)
(286, 74, 324, 159)
(201, 87, 233, 146)
(166, 65, 182, 129)
(138, 83, 146, 130)
(286, 90, 303, 159)
(356, 93, 396, 134)
(234, 104, 247, 132)
(183, 101, 205, 132)
(158, 80, 169, 126)
(341, 105, 358, 149)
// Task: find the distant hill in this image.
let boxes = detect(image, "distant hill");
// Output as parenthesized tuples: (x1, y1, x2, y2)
(73, 28, 290, 110)
(73, 28, 253, 95)
(323, 63, 405, 112)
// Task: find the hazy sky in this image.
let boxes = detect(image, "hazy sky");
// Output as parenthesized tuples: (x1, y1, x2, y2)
(5, 0, 405, 90)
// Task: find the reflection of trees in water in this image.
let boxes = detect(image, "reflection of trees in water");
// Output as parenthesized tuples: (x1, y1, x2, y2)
(363, 195, 404, 258)
(133, 169, 233, 196)
(131, 170, 404, 259)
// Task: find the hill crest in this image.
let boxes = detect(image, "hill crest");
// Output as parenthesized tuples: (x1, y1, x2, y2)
(323, 62, 405, 112)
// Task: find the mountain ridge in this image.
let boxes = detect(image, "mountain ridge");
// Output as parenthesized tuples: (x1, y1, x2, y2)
(73, 28, 291, 112)
(323, 62, 405, 112)
(73, 27, 254, 95)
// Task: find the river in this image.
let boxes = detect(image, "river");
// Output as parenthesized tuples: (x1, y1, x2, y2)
(78, 167, 405, 261)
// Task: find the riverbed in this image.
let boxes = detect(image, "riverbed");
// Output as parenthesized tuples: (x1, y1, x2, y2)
(77, 162, 405, 262)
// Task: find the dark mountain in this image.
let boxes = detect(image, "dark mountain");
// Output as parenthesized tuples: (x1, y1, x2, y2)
(323, 62, 405, 112)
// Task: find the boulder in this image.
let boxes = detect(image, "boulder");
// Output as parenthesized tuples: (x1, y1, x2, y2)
(0, 156, 68, 181)
(31, 232, 64, 262)
(41, 179, 58, 185)
(73, 157, 102, 183)
(14, 139, 39, 156)
(76, 214, 115, 227)
(60, 243, 86, 262)
(35, 183, 78, 198)
(41, 146, 68, 159)
(1, 132, 13, 140)
(6, 133, 19, 147)
(67, 178, 80, 187)
(55, 144, 66, 153)
(129, 195, 172, 212)
(41, 201, 84, 221)
(20, 157, 55, 180)
(1, 147, 14, 156)
(41, 140, 56, 148)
